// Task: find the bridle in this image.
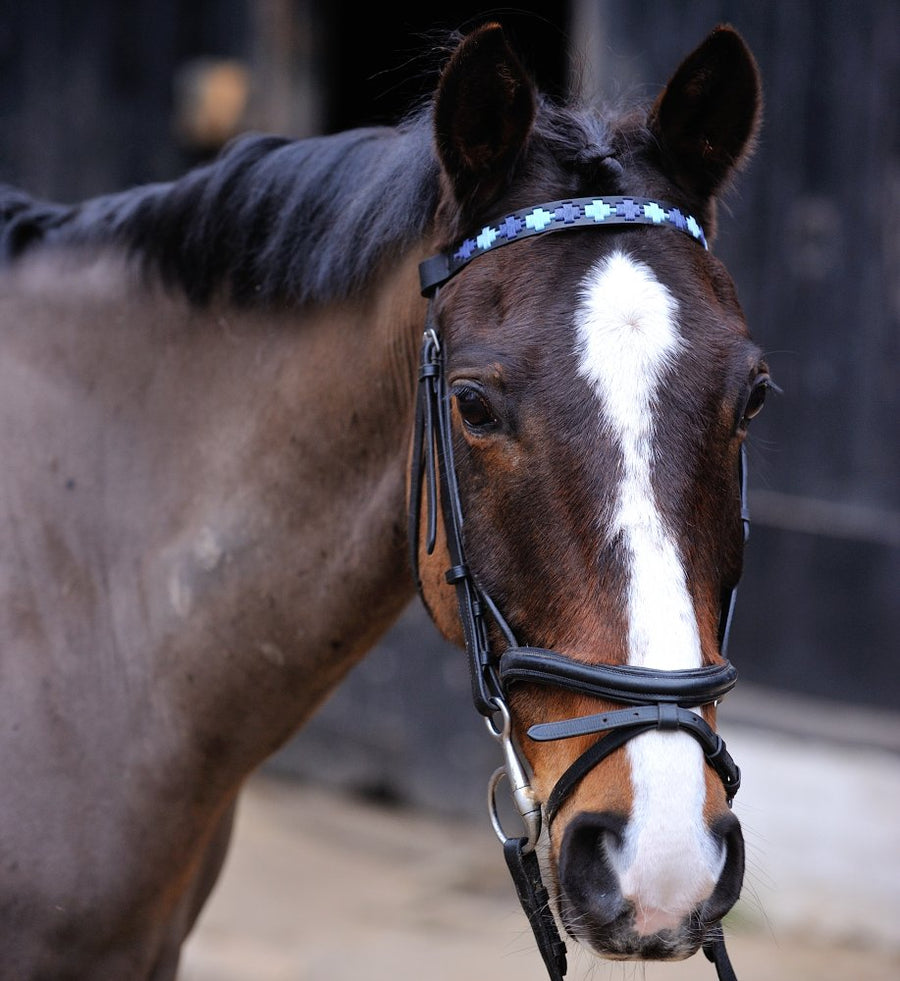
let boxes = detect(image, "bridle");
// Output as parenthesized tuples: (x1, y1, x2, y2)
(409, 197, 747, 981)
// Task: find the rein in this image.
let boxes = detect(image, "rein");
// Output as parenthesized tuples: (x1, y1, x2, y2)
(410, 197, 745, 981)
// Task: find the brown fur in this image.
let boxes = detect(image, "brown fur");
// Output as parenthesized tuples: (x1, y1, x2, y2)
(0, 249, 424, 975)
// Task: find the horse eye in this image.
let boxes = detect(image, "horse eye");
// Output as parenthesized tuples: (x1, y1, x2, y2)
(453, 386, 497, 431)
(741, 374, 771, 426)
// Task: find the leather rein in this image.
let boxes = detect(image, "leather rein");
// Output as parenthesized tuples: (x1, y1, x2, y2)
(409, 197, 746, 981)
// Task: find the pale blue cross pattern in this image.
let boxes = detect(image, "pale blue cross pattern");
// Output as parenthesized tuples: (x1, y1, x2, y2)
(423, 196, 708, 296)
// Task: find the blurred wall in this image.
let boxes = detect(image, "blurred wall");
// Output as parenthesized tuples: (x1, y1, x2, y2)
(0, 0, 255, 197)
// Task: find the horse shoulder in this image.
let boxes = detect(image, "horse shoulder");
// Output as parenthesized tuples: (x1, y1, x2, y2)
(0, 246, 423, 974)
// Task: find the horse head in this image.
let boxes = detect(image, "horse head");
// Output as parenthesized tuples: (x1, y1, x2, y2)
(411, 22, 766, 965)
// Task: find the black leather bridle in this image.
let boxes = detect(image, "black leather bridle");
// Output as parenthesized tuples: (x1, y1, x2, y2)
(409, 197, 747, 981)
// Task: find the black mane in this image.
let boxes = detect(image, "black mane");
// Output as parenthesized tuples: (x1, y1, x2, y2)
(0, 96, 626, 307)
(0, 115, 441, 307)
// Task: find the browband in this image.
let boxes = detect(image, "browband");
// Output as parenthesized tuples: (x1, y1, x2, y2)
(420, 196, 708, 295)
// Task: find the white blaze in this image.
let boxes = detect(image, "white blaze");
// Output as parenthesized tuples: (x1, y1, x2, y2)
(574, 251, 724, 933)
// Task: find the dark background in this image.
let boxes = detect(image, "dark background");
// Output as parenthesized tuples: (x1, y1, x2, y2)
(1, 1, 896, 808)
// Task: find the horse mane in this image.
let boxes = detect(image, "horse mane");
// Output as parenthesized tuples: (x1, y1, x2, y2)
(0, 113, 442, 307)
(0, 94, 626, 308)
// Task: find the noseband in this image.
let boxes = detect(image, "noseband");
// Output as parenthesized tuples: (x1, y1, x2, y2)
(409, 198, 746, 981)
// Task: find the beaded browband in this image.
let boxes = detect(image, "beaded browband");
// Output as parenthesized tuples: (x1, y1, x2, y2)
(419, 195, 708, 295)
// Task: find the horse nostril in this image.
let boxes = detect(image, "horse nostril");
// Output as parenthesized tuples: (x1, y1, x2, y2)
(558, 811, 629, 930)
(702, 812, 745, 926)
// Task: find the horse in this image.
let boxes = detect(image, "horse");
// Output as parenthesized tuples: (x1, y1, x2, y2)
(0, 21, 767, 980)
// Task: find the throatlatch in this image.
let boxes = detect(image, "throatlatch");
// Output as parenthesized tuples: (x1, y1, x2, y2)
(410, 197, 747, 981)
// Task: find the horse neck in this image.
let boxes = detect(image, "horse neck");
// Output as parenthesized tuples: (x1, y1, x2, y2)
(0, 247, 426, 783)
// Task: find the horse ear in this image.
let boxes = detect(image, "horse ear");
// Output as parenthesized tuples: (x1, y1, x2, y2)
(433, 23, 536, 214)
(649, 26, 761, 201)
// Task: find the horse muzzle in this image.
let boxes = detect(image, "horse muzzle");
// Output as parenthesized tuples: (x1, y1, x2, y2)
(556, 809, 745, 959)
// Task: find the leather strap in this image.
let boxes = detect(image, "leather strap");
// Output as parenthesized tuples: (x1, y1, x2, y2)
(704, 925, 740, 981)
(500, 648, 738, 706)
(419, 196, 708, 296)
(535, 705, 740, 824)
(407, 329, 437, 584)
(503, 838, 568, 981)
(409, 309, 502, 715)
(545, 725, 646, 825)
(717, 444, 749, 654)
